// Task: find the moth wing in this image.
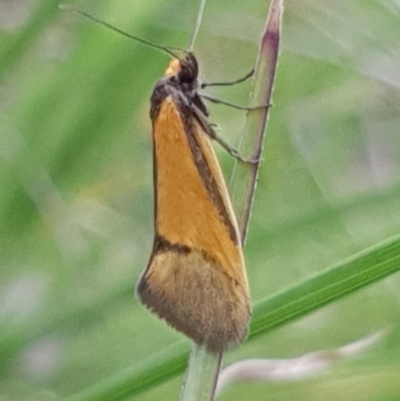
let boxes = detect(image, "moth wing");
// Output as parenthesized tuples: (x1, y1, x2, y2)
(137, 96, 250, 351)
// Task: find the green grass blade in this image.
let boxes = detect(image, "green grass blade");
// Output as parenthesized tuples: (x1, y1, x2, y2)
(66, 232, 400, 400)
(250, 232, 400, 337)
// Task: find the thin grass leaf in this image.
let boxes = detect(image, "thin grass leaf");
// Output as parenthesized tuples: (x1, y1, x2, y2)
(65, 231, 400, 401)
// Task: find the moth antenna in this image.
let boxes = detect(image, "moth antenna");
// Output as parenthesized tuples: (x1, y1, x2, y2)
(59, 4, 182, 59)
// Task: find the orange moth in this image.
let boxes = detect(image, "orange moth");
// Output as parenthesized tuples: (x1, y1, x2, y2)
(64, 6, 252, 353)
(136, 53, 251, 353)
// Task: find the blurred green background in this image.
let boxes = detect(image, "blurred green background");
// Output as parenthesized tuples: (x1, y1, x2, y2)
(1, 0, 400, 400)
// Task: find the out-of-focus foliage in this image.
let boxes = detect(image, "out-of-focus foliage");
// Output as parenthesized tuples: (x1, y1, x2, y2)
(1, 0, 400, 400)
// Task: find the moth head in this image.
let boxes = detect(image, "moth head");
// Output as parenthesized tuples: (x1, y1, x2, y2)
(164, 52, 199, 85)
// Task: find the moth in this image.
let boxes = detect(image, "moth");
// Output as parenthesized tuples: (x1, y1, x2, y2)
(64, 5, 252, 353)
(136, 53, 251, 353)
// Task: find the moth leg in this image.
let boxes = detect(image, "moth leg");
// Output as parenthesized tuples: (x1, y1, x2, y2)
(199, 92, 271, 111)
(212, 132, 261, 165)
(201, 69, 254, 88)
(191, 105, 261, 164)
(207, 127, 239, 157)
